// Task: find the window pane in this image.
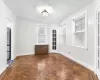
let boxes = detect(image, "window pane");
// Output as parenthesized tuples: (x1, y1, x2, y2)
(52, 46, 55, 49)
(55, 42, 56, 45)
(98, 59, 99, 69)
(82, 17, 85, 24)
(55, 46, 56, 50)
(53, 34, 55, 37)
(38, 27, 45, 34)
(98, 24, 100, 35)
(52, 42, 55, 45)
(62, 27, 66, 34)
(81, 24, 85, 30)
(53, 30, 56, 33)
(98, 48, 100, 59)
(38, 35, 45, 43)
(53, 38, 56, 41)
(75, 20, 81, 26)
(7, 52, 11, 60)
(55, 34, 56, 37)
(98, 12, 100, 35)
(98, 12, 100, 23)
(75, 33, 84, 46)
(98, 36, 100, 46)
(75, 17, 85, 32)
(75, 25, 80, 31)
(99, 60, 100, 71)
(7, 46, 10, 52)
(55, 38, 56, 41)
(55, 30, 56, 33)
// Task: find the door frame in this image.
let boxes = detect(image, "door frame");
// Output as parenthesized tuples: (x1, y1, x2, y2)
(95, 5, 100, 77)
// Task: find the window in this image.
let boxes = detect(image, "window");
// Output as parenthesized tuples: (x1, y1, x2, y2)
(60, 22, 67, 45)
(72, 11, 87, 48)
(37, 24, 46, 44)
(96, 8, 100, 72)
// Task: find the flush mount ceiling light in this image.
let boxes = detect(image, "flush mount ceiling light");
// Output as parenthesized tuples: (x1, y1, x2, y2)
(41, 9, 48, 17)
(36, 5, 53, 17)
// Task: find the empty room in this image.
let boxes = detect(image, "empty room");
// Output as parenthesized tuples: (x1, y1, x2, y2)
(0, 0, 100, 79)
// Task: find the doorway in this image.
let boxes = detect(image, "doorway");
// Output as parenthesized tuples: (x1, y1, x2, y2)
(7, 27, 11, 61)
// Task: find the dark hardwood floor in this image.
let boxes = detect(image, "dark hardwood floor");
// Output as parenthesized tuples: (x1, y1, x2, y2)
(0, 53, 98, 80)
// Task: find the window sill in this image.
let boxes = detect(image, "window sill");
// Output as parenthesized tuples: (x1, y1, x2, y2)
(36, 43, 48, 45)
(72, 45, 86, 49)
(74, 30, 85, 34)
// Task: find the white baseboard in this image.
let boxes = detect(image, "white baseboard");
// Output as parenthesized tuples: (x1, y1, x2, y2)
(59, 52, 96, 73)
(0, 65, 8, 75)
(59, 52, 100, 79)
(16, 52, 34, 57)
(0, 68, 5, 74)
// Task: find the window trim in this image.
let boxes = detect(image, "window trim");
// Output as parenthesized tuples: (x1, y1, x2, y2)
(36, 24, 47, 45)
(60, 22, 67, 45)
(72, 10, 88, 49)
(96, 5, 100, 75)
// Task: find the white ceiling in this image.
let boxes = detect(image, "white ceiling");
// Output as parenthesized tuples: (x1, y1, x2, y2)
(4, 0, 92, 24)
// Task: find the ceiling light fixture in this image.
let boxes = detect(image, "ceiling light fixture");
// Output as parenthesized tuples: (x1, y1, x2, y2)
(41, 9, 49, 17)
(36, 5, 53, 17)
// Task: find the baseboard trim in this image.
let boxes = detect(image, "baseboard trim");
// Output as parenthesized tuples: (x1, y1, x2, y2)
(0, 65, 8, 75)
(59, 52, 100, 79)
(16, 52, 34, 57)
(59, 52, 96, 73)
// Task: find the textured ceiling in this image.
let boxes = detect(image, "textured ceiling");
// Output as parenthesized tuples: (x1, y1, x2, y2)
(4, 0, 92, 24)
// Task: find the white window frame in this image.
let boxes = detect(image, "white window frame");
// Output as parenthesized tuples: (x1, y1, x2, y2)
(96, 5, 100, 77)
(60, 22, 67, 45)
(36, 24, 47, 45)
(72, 10, 88, 49)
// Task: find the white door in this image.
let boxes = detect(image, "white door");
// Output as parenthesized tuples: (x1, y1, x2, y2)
(96, 7, 100, 76)
(50, 29, 57, 53)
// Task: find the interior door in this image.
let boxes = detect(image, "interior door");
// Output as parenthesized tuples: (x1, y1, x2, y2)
(51, 29, 57, 53)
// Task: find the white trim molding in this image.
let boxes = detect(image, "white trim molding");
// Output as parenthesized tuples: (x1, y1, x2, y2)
(72, 10, 88, 49)
(59, 52, 96, 73)
(15, 52, 34, 57)
(0, 65, 8, 75)
(36, 24, 48, 45)
(95, 5, 100, 80)
(0, 67, 6, 74)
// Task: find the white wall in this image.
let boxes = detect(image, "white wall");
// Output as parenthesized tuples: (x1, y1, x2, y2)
(58, 0, 100, 70)
(16, 18, 60, 56)
(49, 24, 59, 52)
(5, 4, 17, 60)
(0, 1, 16, 74)
(16, 18, 52, 56)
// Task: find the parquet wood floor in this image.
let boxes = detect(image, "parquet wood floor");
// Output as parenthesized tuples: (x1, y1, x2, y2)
(0, 53, 98, 80)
